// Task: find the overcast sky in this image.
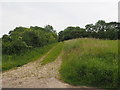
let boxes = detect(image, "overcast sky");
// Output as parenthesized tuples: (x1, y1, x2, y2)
(0, 0, 119, 37)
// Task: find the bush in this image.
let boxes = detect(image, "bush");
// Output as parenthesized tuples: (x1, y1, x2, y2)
(2, 25, 58, 55)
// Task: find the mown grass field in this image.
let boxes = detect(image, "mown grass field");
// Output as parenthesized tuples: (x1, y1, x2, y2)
(2, 43, 57, 72)
(60, 38, 118, 88)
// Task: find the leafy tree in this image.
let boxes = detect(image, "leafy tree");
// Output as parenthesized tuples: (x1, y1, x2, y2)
(58, 31, 64, 42)
(2, 25, 58, 55)
(58, 20, 120, 42)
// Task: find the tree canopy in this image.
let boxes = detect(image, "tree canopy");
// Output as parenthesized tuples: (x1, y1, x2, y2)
(58, 20, 120, 41)
(2, 20, 120, 55)
(2, 25, 58, 55)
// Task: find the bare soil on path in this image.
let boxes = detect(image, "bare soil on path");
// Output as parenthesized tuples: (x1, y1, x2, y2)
(2, 47, 104, 89)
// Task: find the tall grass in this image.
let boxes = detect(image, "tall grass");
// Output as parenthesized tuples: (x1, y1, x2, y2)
(2, 43, 57, 72)
(60, 38, 118, 88)
(41, 42, 64, 65)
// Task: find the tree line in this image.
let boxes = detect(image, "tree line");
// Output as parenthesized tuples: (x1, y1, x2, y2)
(58, 20, 120, 41)
(2, 25, 57, 55)
(2, 20, 120, 55)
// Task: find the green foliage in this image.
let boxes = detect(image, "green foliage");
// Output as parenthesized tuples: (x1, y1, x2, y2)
(60, 38, 118, 88)
(58, 26, 86, 41)
(58, 20, 120, 41)
(41, 42, 63, 65)
(2, 25, 58, 71)
(1, 20, 120, 88)
(2, 43, 57, 72)
(2, 25, 58, 55)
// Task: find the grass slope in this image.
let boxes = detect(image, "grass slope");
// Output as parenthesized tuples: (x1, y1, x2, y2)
(41, 42, 64, 65)
(60, 38, 118, 88)
(2, 43, 57, 72)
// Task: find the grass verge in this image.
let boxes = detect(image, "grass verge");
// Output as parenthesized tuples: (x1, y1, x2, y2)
(41, 42, 64, 65)
(60, 38, 118, 88)
(2, 43, 57, 72)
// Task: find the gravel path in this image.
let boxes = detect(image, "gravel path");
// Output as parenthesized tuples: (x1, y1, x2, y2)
(2, 47, 69, 88)
(2, 47, 104, 89)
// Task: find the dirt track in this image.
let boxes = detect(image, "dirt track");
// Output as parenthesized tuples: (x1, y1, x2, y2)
(2, 47, 69, 88)
(2, 47, 104, 89)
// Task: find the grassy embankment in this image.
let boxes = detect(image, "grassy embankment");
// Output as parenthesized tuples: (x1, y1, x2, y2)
(41, 42, 64, 65)
(2, 43, 57, 72)
(60, 38, 118, 88)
